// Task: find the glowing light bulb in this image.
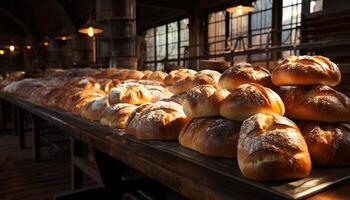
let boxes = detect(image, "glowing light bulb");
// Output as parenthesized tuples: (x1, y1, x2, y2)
(9, 45, 15, 52)
(26, 45, 32, 50)
(62, 36, 67, 41)
(88, 27, 94, 37)
(236, 5, 243, 15)
(43, 42, 49, 46)
(0, 50, 5, 55)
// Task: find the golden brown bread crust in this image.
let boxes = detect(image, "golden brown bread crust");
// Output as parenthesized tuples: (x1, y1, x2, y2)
(127, 70, 144, 80)
(300, 122, 350, 166)
(142, 71, 167, 82)
(163, 69, 197, 85)
(95, 68, 119, 79)
(198, 70, 221, 82)
(125, 101, 190, 140)
(279, 86, 350, 122)
(220, 83, 285, 121)
(238, 113, 312, 181)
(100, 103, 137, 129)
(169, 74, 217, 95)
(179, 118, 241, 157)
(97, 79, 120, 93)
(183, 85, 230, 118)
(219, 63, 272, 91)
(80, 97, 110, 121)
(271, 55, 341, 86)
(108, 83, 153, 105)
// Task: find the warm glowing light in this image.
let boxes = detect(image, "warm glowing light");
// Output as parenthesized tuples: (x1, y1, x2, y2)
(9, 45, 15, 52)
(61, 36, 67, 41)
(43, 42, 49, 46)
(88, 27, 94, 37)
(26, 45, 32, 50)
(226, 4, 254, 15)
(236, 5, 243, 15)
(0, 50, 5, 55)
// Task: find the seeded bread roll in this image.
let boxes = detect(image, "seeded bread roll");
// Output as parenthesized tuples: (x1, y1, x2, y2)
(219, 63, 272, 91)
(300, 122, 350, 166)
(125, 101, 190, 140)
(279, 86, 350, 122)
(179, 117, 241, 157)
(238, 113, 312, 181)
(100, 103, 137, 129)
(183, 85, 230, 118)
(220, 83, 285, 121)
(108, 83, 153, 105)
(271, 55, 341, 86)
(169, 74, 217, 95)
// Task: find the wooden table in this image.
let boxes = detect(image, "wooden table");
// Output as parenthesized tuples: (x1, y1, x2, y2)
(1, 93, 350, 200)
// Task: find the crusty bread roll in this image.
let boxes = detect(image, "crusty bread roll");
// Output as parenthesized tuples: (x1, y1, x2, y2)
(95, 68, 119, 79)
(238, 113, 312, 181)
(220, 83, 285, 121)
(161, 93, 188, 105)
(100, 103, 137, 129)
(300, 122, 350, 166)
(125, 101, 190, 140)
(279, 86, 350, 122)
(108, 83, 153, 105)
(179, 118, 241, 157)
(183, 85, 230, 118)
(68, 77, 101, 90)
(127, 70, 144, 80)
(80, 97, 110, 121)
(71, 95, 105, 115)
(97, 79, 120, 93)
(142, 71, 167, 82)
(198, 70, 221, 82)
(163, 69, 197, 85)
(219, 63, 272, 91)
(271, 55, 341, 86)
(169, 74, 217, 95)
(145, 85, 172, 102)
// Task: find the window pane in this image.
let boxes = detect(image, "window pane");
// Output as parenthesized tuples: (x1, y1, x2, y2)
(208, 11, 226, 55)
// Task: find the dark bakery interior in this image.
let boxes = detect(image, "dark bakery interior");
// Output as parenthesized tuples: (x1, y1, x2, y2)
(1, 0, 350, 199)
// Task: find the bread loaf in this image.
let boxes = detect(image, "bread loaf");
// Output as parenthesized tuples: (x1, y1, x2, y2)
(238, 113, 312, 181)
(219, 63, 272, 91)
(300, 122, 350, 166)
(100, 103, 137, 129)
(163, 69, 197, 85)
(279, 86, 350, 122)
(179, 117, 241, 157)
(125, 101, 190, 140)
(220, 83, 285, 121)
(183, 85, 230, 118)
(271, 55, 341, 86)
(108, 83, 153, 105)
(169, 74, 217, 95)
(80, 97, 110, 121)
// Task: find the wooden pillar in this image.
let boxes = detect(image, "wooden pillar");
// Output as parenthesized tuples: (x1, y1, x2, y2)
(189, 3, 206, 70)
(31, 114, 41, 162)
(271, 0, 283, 63)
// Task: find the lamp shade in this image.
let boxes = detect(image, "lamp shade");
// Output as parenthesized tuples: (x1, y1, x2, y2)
(55, 31, 73, 41)
(78, 19, 103, 37)
(226, 1, 255, 15)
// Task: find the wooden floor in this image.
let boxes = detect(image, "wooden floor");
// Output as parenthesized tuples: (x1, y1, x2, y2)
(0, 130, 75, 200)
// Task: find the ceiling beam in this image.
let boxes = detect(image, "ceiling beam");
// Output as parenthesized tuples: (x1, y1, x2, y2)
(137, 0, 189, 11)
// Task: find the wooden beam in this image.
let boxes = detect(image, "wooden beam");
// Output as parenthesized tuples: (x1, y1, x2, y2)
(137, 0, 189, 11)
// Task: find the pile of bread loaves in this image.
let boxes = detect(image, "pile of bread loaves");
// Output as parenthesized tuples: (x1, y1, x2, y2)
(3, 55, 350, 182)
